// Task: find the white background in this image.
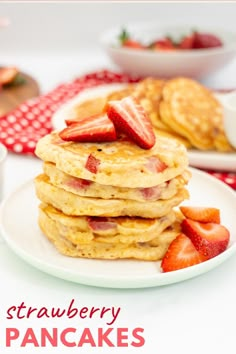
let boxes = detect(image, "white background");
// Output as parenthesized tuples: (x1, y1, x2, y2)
(1, 2, 236, 91)
(2, 2, 236, 53)
(1, 2, 236, 354)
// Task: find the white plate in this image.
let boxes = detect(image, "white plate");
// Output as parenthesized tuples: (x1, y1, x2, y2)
(0, 168, 236, 288)
(188, 150, 236, 171)
(51, 83, 127, 131)
(51, 84, 236, 172)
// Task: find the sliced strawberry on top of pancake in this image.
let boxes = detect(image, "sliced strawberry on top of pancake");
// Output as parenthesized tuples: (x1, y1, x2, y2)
(107, 96, 156, 149)
(59, 113, 117, 142)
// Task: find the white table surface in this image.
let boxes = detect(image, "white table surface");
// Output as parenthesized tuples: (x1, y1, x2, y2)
(1, 52, 236, 354)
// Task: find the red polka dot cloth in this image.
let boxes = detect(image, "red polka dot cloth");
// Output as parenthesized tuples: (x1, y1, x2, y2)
(0, 69, 235, 190)
(0, 70, 139, 154)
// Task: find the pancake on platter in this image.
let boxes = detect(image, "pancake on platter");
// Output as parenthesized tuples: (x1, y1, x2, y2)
(159, 77, 223, 150)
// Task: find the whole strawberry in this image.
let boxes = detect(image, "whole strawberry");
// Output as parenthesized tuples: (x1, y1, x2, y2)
(150, 38, 175, 51)
(193, 32, 223, 49)
(119, 29, 143, 49)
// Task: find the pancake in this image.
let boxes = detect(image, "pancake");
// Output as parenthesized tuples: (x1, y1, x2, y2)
(154, 128, 192, 149)
(38, 207, 181, 260)
(211, 114, 235, 152)
(159, 78, 222, 150)
(43, 162, 191, 202)
(131, 78, 167, 130)
(35, 174, 189, 218)
(35, 131, 188, 188)
(39, 203, 176, 244)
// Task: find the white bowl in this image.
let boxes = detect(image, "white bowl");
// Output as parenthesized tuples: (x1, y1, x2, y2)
(101, 23, 236, 79)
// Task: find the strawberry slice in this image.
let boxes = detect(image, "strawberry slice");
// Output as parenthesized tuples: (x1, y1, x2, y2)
(107, 96, 156, 149)
(0, 67, 18, 85)
(161, 233, 207, 272)
(180, 206, 220, 224)
(59, 114, 117, 142)
(181, 219, 230, 259)
(85, 154, 100, 174)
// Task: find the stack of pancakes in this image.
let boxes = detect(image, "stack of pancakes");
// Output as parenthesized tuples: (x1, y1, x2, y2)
(35, 131, 190, 261)
(71, 77, 234, 152)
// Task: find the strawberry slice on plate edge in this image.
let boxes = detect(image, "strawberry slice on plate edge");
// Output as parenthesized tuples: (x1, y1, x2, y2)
(180, 206, 220, 224)
(181, 219, 230, 260)
(161, 233, 207, 273)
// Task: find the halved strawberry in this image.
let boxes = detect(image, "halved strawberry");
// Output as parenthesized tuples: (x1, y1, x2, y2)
(107, 96, 156, 149)
(59, 114, 117, 142)
(181, 219, 230, 259)
(180, 206, 220, 224)
(161, 233, 207, 272)
(0, 67, 18, 85)
(85, 154, 100, 174)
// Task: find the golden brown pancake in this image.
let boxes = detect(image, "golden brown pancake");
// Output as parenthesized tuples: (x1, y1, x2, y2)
(159, 78, 223, 150)
(39, 203, 176, 244)
(35, 131, 188, 188)
(35, 174, 189, 218)
(43, 161, 191, 202)
(38, 206, 181, 261)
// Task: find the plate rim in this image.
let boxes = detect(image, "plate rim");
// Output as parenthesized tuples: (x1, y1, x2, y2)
(51, 83, 128, 131)
(0, 167, 236, 289)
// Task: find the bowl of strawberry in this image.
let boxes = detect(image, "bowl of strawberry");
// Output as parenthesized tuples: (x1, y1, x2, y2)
(101, 23, 236, 79)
